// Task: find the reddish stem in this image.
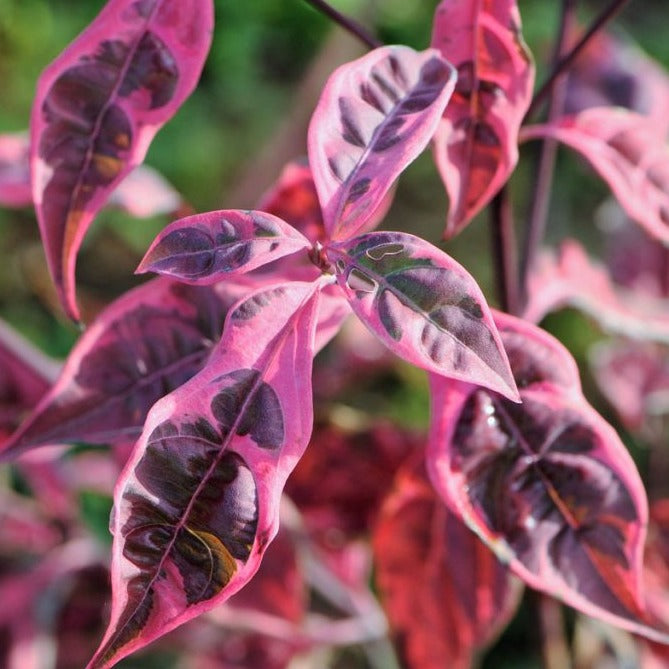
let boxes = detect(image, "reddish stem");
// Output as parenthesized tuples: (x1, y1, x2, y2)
(490, 186, 520, 316)
(303, 0, 381, 50)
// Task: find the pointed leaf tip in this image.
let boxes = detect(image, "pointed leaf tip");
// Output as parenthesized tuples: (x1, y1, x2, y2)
(30, 0, 214, 321)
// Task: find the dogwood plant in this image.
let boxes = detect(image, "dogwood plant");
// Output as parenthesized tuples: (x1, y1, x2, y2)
(2, 0, 669, 667)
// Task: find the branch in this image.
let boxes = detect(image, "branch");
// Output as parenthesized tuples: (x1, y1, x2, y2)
(525, 0, 632, 120)
(490, 186, 520, 316)
(303, 0, 381, 50)
(519, 0, 576, 303)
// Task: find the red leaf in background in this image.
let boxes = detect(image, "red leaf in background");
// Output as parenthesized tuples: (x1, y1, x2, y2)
(0, 131, 32, 208)
(521, 108, 669, 246)
(373, 460, 521, 669)
(430, 0, 534, 237)
(428, 312, 668, 642)
(0, 320, 59, 440)
(308, 45, 455, 241)
(89, 282, 319, 668)
(1, 278, 250, 461)
(257, 161, 326, 245)
(524, 240, 669, 342)
(328, 231, 518, 400)
(30, 0, 214, 321)
(565, 29, 669, 136)
(286, 420, 419, 541)
(137, 210, 311, 282)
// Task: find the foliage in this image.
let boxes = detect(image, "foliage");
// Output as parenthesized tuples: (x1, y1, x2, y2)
(1, 1, 669, 668)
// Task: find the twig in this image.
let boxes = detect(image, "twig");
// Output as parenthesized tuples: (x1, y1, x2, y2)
(519, 0, 576, 303)
(303, 0, 381, 50)
(525, 0, 632, 120)
(535, 594, 572, 669)
(490, 186, 520, 316)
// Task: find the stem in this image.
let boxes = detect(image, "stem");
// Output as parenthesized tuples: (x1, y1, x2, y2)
(303, 0, 381, 50)
(519, 0, 576, 305)
(535, 594, 571, 669)
(525, 0, 632, 120)
(490, 186, 520, 315)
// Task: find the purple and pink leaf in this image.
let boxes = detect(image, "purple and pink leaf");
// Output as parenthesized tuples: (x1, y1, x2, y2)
(88, 281, 320, 668)
(373, 460, 521, 669)
(0, 278, 250, 461)
(30, 0, 214, 321)
(521, 107, 669, 246)
(137, 209, 311, 282)
(430, 0, 534, 237)
(327, 231, 518, 400)
(428, 312, 669, 642)
(0, 131, 32, 208)
(308, 45, 456, 241)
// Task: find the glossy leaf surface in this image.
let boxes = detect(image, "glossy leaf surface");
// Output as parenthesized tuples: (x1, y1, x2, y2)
(373, 461, 521, 669)
(521, 108, 669, 246)
(428, 313, 667, 641)
(328, 231, 518, 400)
(431, 0, 534, 237)
(1, 278, 250, 460)
(31, 0, 214, 321)
(137, 209, 311, 282)
(308, 45, 456, 240)
(89, 281, 319, 668)
(524, 240, 669, 343)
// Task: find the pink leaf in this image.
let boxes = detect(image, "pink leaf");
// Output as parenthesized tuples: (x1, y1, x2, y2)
(30, 0, 214, 321)
(137, 210, 311, 282)
(428, 313, 669, 642)
(590, 340, 669, 436)
(308, 46, 456, 240)
(373, 460, 521, 669)
(524, 240, 669, 342)
(109, 165, 182, 218)
(0, 132, 32, 208)
(521, 107, 669, 246)
(431, 0, 534, 237)
(1, 278, 250, 461)
(88, 281, 320, 668)
(327, 231, 518, 400)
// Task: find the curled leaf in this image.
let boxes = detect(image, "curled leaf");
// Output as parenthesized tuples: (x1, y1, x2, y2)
(431, 0, 534, 237)
(31, 0, 214, 321)
(428, 313, 668, 642)
(521, 107, 669, 246)
(309, 45, 456, 240)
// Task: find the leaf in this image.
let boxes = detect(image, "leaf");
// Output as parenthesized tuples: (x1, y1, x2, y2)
(0, 131, 32, 208)
(137, 209, 311, 282)
(30, 0, 214, 321)
(521, 107, 669, 246)
(524, 240, 669, 343)
(373, 460, 521, 669)
(590, 339, 669, 437)
(0, 278, 250, 461)
(327, 231, 518, 400)
(565, 29, 669, 136)
(88, 281, 319, 668)
(109, 164, 182, 218)
(308, 45, 456, 240)
(431, 0, 534, 237)
(427, 313, 669, 642)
